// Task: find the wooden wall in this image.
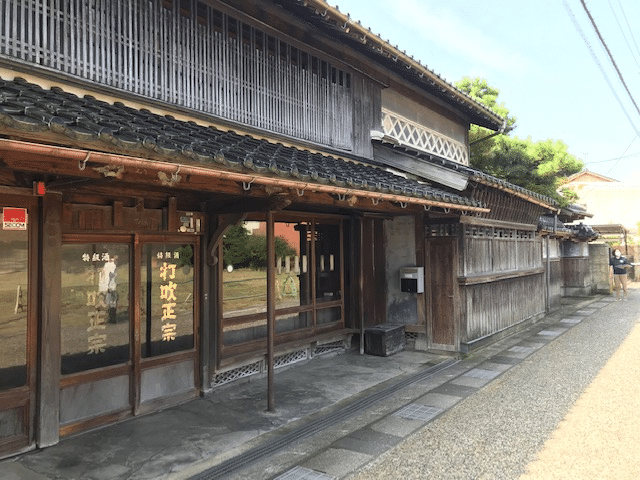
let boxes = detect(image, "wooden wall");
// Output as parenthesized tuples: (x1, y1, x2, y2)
(455, 219, 545, 350)
(544, 237, 562, 311)
(462, 274, 545, 343)
(351, 76, 382, 159)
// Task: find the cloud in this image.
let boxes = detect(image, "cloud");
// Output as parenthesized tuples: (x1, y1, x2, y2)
(388, 0, 531, 76)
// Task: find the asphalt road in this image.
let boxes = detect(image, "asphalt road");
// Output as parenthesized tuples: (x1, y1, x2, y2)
(349, 286, 640, 480)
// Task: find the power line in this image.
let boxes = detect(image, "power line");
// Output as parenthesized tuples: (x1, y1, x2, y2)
(563, 1, 640, 138)
(579, 0, 640, 119)
(585, 150, 640, 164)
(605, 134, 640, 174)
(616, 0, 640, 62)
(607, 0, 640, 70)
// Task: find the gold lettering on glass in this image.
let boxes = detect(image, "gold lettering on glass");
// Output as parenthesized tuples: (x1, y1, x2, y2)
(158, 254, 179, 341)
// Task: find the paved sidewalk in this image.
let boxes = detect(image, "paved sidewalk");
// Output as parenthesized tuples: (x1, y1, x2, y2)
(348, 286, 639, 480)
(0, 292, 621, 480)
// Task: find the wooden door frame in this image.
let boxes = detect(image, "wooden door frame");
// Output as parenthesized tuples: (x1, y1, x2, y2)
(360, 216, 387, 329)
(0, 190, 39, 457)
(56, 234, 200, 435)
(424, 236, 460, 352)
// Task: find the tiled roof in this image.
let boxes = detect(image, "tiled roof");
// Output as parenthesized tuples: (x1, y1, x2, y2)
(0, 77, 480, 209)
(538, 215, 571, 233)
(372, 139, 558, 208)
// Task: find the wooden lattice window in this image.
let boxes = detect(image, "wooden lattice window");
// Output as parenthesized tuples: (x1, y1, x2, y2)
(0, 0, 354, 149)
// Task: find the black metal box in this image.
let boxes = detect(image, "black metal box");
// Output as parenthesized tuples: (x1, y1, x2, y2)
(365, 324, 406, 356)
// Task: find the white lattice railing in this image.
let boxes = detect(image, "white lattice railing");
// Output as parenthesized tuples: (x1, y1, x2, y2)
(381, 109, 469, 165)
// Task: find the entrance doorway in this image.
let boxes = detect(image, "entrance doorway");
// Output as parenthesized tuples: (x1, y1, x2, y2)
(0, 195, 38, 458)
(59, 235, 200, 436)
(425, 236, 458, 351)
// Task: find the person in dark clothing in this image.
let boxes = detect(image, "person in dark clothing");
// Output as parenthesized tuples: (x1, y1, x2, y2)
(609, 249, 631, 301)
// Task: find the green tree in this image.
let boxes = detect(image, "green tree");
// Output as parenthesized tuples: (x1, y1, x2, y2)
(456, 77, 583, 205)
(222, 223, 251, 268)
(246, 235, 297, 269)
(222, 223, 297, 270)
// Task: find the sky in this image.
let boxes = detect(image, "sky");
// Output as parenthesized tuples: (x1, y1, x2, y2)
(331, 0, 640, 183)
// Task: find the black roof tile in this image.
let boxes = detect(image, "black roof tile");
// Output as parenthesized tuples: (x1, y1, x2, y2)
(0, 76, 483, 208)
(373, 140, 558, 207)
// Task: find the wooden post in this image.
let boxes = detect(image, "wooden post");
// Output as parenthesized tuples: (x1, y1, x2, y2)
(266, 210, 275, 411)
(359, 217, 365, 355)
(38, 192, 62, 447)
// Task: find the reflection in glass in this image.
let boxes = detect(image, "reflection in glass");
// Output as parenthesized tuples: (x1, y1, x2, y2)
(222, 222, 268, 318)
(275, 221, 311, 310)
(276, 311, 311, 333)
(223, 320, 267, 346)
(221, 219, 343, 346)
(61, 244, 130, 375)
(315, 223, 341, 303)
(0, 225, 28, 390)
(317, 306, 342, 325)
(141, 244, 195, 357)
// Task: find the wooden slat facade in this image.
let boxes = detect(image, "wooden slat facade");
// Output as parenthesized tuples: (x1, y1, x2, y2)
(426, 218, 547, 351)
(0, 0, 355, 150)
(544, 237, 563, 311)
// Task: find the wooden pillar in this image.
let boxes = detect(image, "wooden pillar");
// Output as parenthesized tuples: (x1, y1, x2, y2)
(200, 203, 218, 392)
(38, 192, 62, 447)
(359, 217, 365, 355)
(266, 210, 275, 411)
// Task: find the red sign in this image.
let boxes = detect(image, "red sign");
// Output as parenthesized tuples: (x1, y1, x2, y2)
(2, 207, 28, 231)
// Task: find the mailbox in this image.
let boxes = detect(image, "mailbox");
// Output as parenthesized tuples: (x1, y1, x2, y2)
(400, 267, 424, 293)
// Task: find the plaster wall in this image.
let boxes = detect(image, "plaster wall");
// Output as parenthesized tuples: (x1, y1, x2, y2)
(589, 243, 613, 294)
(565, 183, 640, 233)
(385, 215, 418, 325)
(381, 89, 467, 145)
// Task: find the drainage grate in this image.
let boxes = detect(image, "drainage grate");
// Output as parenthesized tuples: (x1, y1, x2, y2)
(313, 340, 345, 356)
(190, 358, 459, 480)
(274, 349, 308, 369)
(212, 361, 262, 387)
(274, 466, 335, 480)
(393, 403, 443, 422)
(405, 332, 419, 341)
(464, 368, 500, 380)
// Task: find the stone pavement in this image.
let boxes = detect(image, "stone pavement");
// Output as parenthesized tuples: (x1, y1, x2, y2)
(349, 286, 640, 480)
(1, 290, 632, 480)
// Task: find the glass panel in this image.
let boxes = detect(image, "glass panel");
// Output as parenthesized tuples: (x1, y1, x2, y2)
(317, 306, 342, 326)
(276, 311, 311, 334)
(0, 217, 28, 390)
(275, 221, 312, 310)
(61, 244, 131, 375)
(223, 320, 267, 346)
(315, 223, 341, 303)
(222, 222, 267, 318)
(141, 244, 195, 357)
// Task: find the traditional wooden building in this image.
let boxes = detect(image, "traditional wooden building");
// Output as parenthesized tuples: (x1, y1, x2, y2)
(0, 0, 566, 458)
